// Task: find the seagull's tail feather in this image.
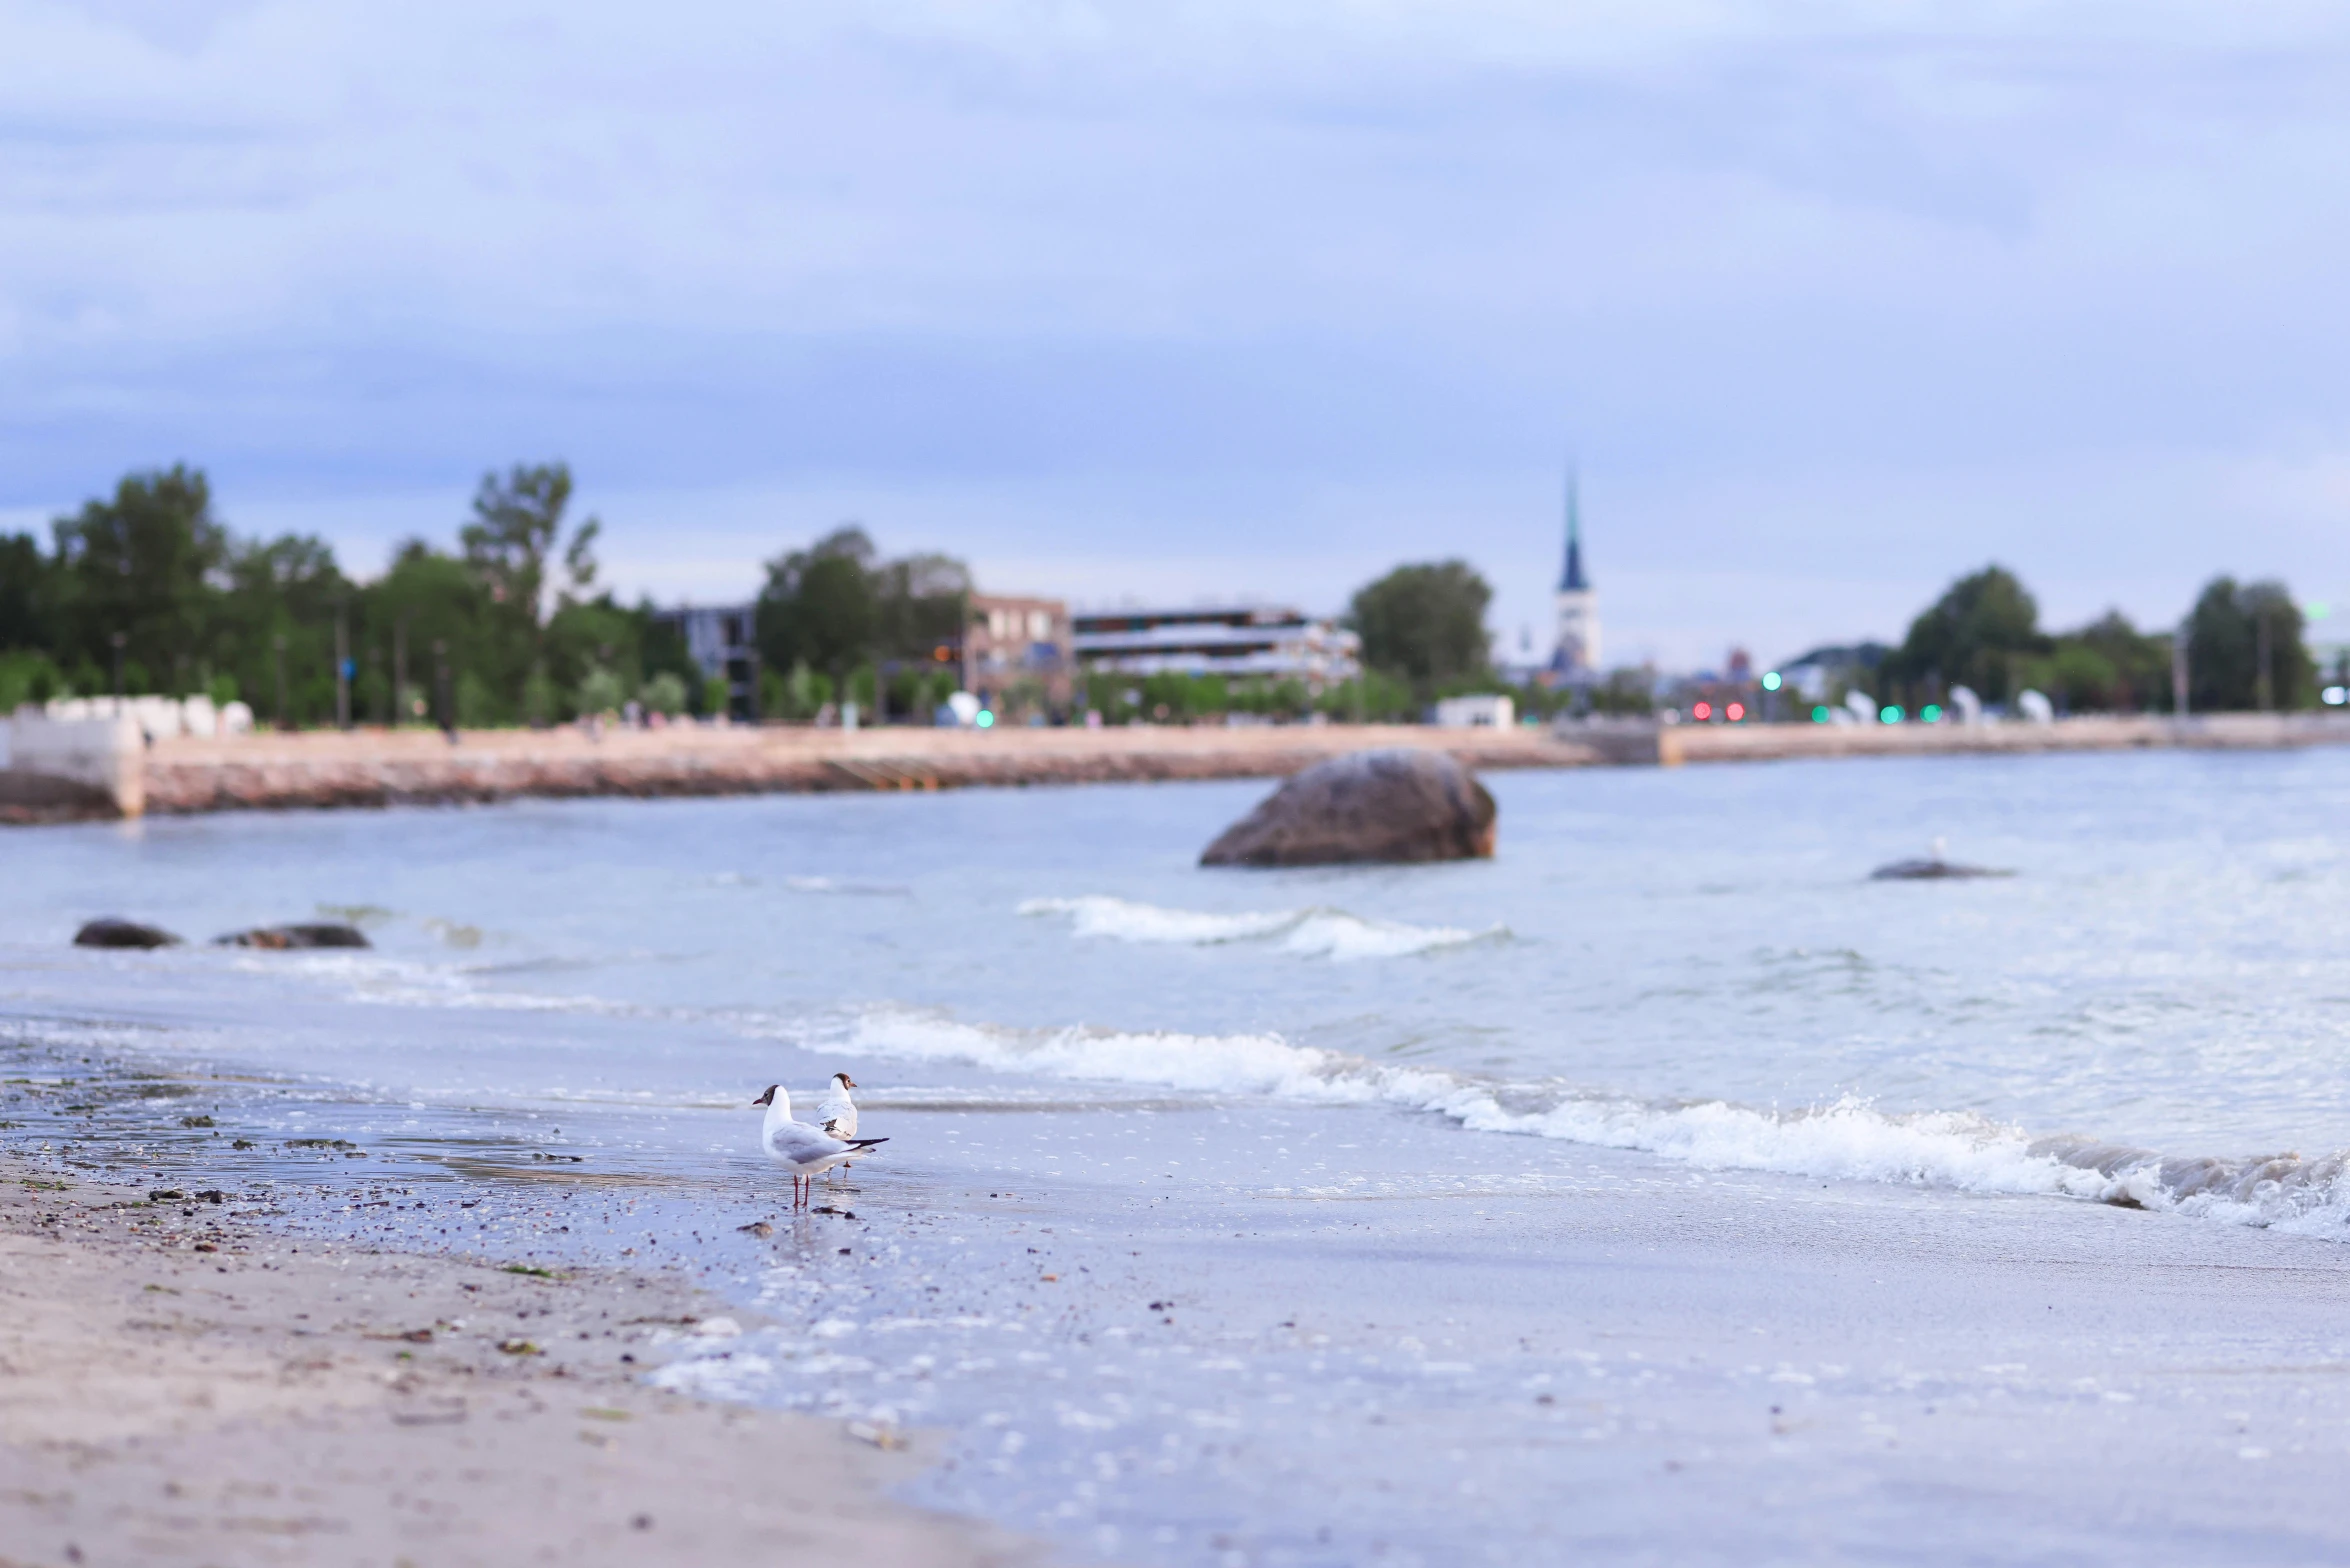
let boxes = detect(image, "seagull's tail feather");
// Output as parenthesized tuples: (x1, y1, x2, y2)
(845, 1137, 888, 1149)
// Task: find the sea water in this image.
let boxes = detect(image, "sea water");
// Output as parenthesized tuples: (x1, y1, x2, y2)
(6, 747, 2350, 1563)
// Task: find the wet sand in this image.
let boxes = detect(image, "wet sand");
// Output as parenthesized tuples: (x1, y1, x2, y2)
(0, 1154, 1038, 1568)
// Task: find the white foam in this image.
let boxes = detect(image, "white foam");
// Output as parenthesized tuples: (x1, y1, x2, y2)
(836, 1009, 1369, 1099)
(1018, 896, 1496, 961)
(810, 1006, 2350, 1236)
(787, 876, 911, 897)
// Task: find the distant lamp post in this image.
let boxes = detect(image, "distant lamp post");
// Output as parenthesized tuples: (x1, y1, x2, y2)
(108, 631, 127, 708)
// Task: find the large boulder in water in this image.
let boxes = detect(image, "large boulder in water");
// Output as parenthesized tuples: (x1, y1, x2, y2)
(74, 918, 182, 949)
(1201, 748, 1497, 868)
(212, 922, 372, 950)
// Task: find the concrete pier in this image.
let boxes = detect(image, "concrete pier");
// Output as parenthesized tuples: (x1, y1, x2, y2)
(1658, 711, 2350, 765)
(3, 710, 2345, 822)
(130, 721, 1642, 817)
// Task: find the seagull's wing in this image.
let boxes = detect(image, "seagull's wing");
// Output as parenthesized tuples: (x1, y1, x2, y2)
(767, 1120, 856, 1169)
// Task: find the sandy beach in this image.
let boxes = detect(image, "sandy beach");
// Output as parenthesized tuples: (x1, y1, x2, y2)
(0, 1154, 1036, 1568)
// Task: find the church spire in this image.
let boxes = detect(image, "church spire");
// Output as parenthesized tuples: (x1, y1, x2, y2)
(1558, 468, 1588, 593)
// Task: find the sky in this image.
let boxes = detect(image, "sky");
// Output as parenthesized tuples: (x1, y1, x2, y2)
(4, 1, 2349, 669)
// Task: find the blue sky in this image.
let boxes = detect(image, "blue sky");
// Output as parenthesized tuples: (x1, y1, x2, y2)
(4, 1, 2348, 667)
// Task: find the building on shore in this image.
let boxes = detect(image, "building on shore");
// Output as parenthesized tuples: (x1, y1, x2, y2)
(964, 593, 1073, 711)
(1071, 605, 1361, 690)
(650, 603, 758, 719)
(1551, 470, 1600, 679)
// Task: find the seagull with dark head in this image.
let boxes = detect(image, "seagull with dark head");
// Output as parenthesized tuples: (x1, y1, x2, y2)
(752, 1084, 886, 1210)
(816, 1072, 864, 1183)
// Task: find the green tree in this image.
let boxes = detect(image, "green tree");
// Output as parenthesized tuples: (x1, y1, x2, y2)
(208, 533, 350, 725)
(755, 528, 972, 699)
(1316, 671, 1418, 722)
(870, 551, 972, 661)
(2042, 610, 2172, 712)
(462, 462, 599, 614)
(360, 541, 498, 726)
(1349, 560, 1493, 694)
(1882, 565, 2044, 705)
(757, 528, 879, 682)
(460, 461, 600, 704)
(2185, 577, 2315, 711)
(51, 465, 228, 691)
(0, 532, 54, 652)
(575, 665, 627, 716)
(639, 671, 689, 715)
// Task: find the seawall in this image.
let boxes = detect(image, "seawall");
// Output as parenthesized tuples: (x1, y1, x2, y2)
(132, 721, 1646, 816)
(4, 711, 2345, 821)
(1660, 711, 2350, 765)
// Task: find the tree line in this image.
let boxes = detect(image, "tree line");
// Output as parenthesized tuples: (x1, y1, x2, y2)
(748, 525, 974, 722)
(0, 463, 708, 726)
(0, 464, 996, 729)
(8, 465, 2313, 730)
(1875, 565, 2323, 714)
(1324, 557, 2331, 720)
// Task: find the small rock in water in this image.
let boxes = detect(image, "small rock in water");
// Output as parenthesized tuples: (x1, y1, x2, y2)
(74, 918, 182, 949)
(1868, 858, 2012, 881)
(736, 1221, 774, 1237)
(212, 922, 372, 949)
(1201, 748, 1497, 867)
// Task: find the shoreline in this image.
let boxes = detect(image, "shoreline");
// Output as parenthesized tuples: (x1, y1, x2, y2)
(0, 1152, 1039, 1568)
(12, 983, 2350, 1561)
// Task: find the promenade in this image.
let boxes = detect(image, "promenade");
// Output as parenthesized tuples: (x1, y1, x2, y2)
(3, 711, 2345, 820)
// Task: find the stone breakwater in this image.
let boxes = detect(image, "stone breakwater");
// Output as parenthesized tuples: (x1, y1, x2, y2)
(131, 722, 1645, 817)
(4, 711, 2346, 821)
(1659, 710, 2350, 765)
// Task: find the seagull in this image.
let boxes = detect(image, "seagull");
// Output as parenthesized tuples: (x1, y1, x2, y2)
(816, 1072, 861, 1184)
(752, 1085, 886, 1210)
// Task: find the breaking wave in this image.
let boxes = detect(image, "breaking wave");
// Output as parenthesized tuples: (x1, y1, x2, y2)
(807, 1007, 2350, 1237)
(1018, 896, 1500, 962)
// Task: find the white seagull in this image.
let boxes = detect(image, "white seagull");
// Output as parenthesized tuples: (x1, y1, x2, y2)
(816, 1072, 861, 1183)
(752, 1084, 886, 1210)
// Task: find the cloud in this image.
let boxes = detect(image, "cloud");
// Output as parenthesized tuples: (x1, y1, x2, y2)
(4, 0, 2350, 661)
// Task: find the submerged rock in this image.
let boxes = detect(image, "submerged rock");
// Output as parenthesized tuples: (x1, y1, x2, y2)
(1869, 858, 2012, 881)
(1201, 748, 1497, 868)
(1869, 836, 2011, 881)
(73, 918, 183, 949)
(213, 922, 372, 950)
